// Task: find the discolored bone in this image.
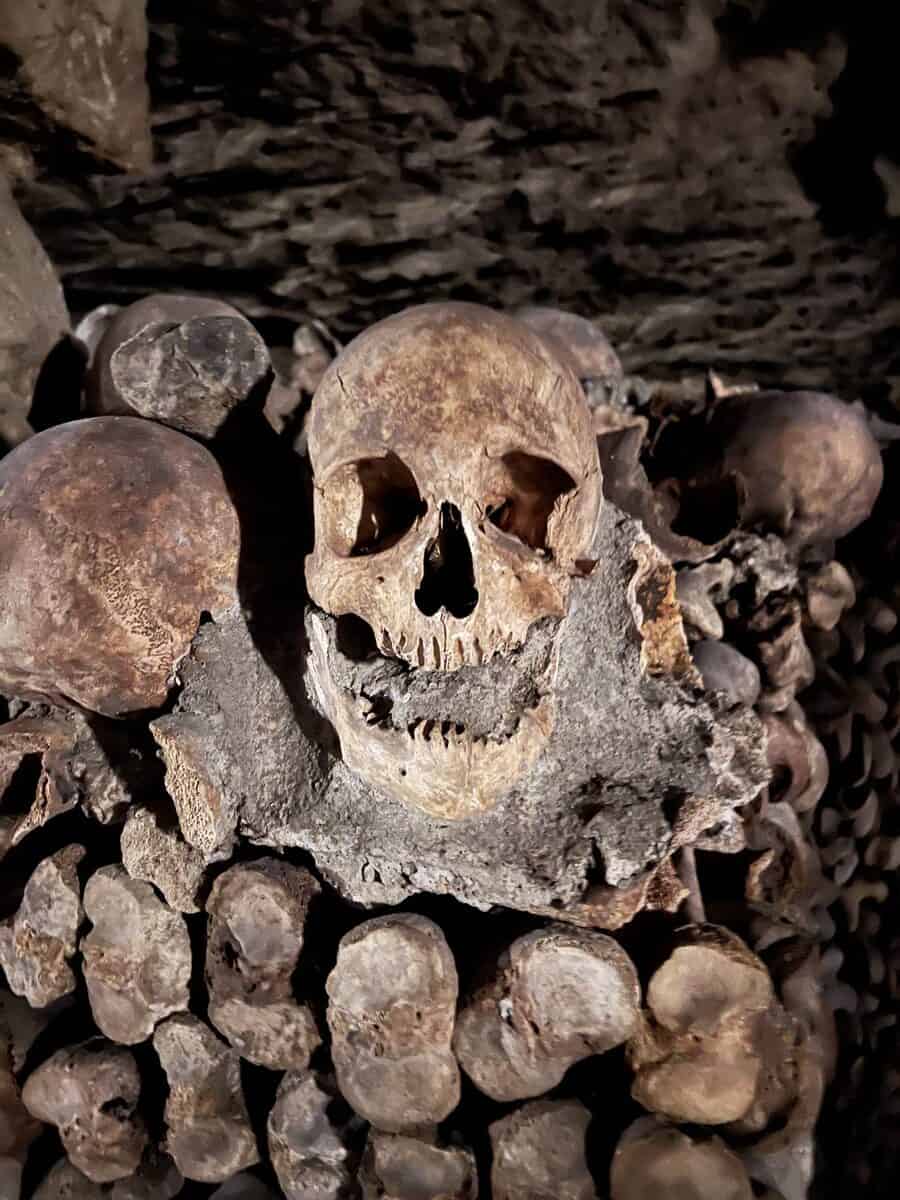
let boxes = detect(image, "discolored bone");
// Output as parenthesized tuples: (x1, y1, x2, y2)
(33, 1152, 183, 1200)
(360, 1130, 478, 1200)
(805, 561, 857, 631)
(120, 805, 209, 913)
(700, 391, 883, 547)
(326, 913, 460, 1131)
(153, 1014, 259, 1183)
(762, 708, 829, 815)
(610, 1117, 753, 1200)
(104, 314, 270, 439)
(514, 305, 623, 406)
(754, 601, 814, 713)
(0, 845, 84, 1007)
(0, 417, 239, 716)
(22, 1040, 147, 1183)
(0, 178, 70, 450)
(454, 924, 640, 1102)
(87, 295, 259, 421)
(628, 926, 788, 1126)
(490, 1099, 595, 1200)
(205, 858, 321, 1070)
(82, 866, 192, 1044)
(150, 714, 239, 858)
(267, 1070, 358, 1200)
(675, 561, 735, 640)
(691, 640, 761, 707)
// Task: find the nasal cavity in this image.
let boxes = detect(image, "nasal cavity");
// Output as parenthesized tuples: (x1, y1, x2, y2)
(415, 502, 479, 620)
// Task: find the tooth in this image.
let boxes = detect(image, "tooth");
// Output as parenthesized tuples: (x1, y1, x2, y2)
(473, 638, 483, 665)
(433, 636, 441, 668)
(454, 638, 465, 667)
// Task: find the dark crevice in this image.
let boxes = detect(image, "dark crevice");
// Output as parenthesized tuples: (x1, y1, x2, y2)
(415, 501, 479, 620)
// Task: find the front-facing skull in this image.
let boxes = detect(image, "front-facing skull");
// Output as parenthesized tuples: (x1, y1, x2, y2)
(306, 303, 601, 819)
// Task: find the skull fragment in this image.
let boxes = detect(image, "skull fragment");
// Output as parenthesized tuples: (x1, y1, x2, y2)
(305, 303, 601, 818)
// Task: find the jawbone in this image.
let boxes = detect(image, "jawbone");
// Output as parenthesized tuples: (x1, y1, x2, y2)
(306, 609, 557, 820)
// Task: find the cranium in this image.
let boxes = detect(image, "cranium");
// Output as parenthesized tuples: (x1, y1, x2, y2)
(305, 302, 601, 819)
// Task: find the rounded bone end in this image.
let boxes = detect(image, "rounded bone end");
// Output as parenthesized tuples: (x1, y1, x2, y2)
(610, 1118, 753, 1200)
(326, 914, 460, 1131)
(490, 1099, 595, 1200)
(454, 925, 640, 1102)
(360, 1131, 478, 1200)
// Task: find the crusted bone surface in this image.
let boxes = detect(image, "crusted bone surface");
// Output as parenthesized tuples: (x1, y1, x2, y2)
(326, 913, 460, 1131)
(153, 1013, 259, 1183)
(205, 858, 321, 1069)
(306, 302, 601, 673)
(489, 1099, 595, 1200)
(0, 844, 84, 1007)
(267, 1070, 357, 1200)
(0, 417, 239, 716)
(360, 1130, 478, 1200)
(120, 805, 208, 912)
(82, 865, 191, 1044)
(172, 500, 767, 918)
(22, 1040, 147, 1183)
(454, 925, 640, 1101)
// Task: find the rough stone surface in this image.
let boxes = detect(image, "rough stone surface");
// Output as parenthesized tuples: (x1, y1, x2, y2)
(171, 500, 766, 922)
(327, 914, 460, 1132)
(153, 1014, 260, 1183)
(120, 804, 209, 912)
(267, 1070, 358, 1200)
(87, 294, 269, 437)
(205, 857, 321, 1069)
(360, 1131, 478, 1200)
(0, 417, 240, 716)
(0, 178, 69, 450)
(82, 865, 192, 1044)
(32, 1153, 183, 1200)
(0, 844, 84, 1007)
(490, 1099, 595, 1200)
(0, 0, 151, 170)
(454, 925, 640, 1101)
(22, 1040, 147, 1184)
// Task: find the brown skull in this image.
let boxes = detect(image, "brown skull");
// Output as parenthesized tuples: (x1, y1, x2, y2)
(305, 303, 601, 819)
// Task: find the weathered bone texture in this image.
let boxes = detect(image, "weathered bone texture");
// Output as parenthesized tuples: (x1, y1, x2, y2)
(360, 1130, 478, 1200)
(0, 417, 240, 716)
(81, 865, 192, 1044)
(0, 179, 69, 450)
(205, 858, 321, 1069)
(1, 990, 45, 1197)
(326, 914, 460, 1131)
(691, 640, 762, 709)
(490, 1099, 595, 1200)
(86, 294, 270, 437)
(0, 709, 155, 852)
(0, 844, 84, 1007)
(33, 1151, 184, 1200)
(267, 1070, 358, 1200)
(691, 391, 883, 548)
(306, 302, 601, 817)
(170, 498, 766, 922)
(153, 1014, 260, 1183)
(628, 926, 798, 1127)
(22, 1040, 147, 1183)
(150, 713, 240, 859)
(514, 306, 623, 409)
(454, 925, 640, 1101)
(0, 0, 151, 170)
(120, 805, 209, 913)
(610, 1117, 753, 1200)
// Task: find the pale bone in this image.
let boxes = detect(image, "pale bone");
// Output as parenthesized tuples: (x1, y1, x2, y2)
(489, 1099, 595, 1200)
(326, 913, 460, 1131)
(81, 865, 192, 1044)
(267, 1070, 357, 1200)
(453, 924, 640, 1101)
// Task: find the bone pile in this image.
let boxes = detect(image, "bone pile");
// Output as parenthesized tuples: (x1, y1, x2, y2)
(1, 180, 897, 1199)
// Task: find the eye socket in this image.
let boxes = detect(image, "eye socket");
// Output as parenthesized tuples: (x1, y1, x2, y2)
(486, 452, 576, 552)
(320, 452, 425, 558)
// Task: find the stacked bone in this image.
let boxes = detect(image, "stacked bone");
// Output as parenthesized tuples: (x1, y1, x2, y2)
(0, 178, 891, 1200)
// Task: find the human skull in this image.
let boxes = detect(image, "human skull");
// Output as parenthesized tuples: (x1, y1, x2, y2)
(305, 303, 601, 819)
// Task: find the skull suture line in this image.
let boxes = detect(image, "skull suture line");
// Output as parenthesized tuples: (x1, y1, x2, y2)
(306, 303, 602, 820)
